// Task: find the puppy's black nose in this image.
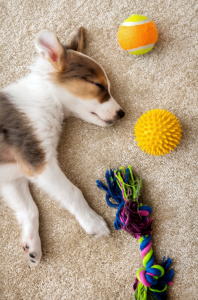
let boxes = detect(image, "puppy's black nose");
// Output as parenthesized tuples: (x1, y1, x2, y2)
(117, 109, 125, 119)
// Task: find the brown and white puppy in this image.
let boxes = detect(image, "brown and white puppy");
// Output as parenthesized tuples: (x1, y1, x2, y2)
(0, 28, 125, 265)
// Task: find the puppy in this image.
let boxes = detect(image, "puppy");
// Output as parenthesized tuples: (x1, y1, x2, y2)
(0, 28, 125, 265)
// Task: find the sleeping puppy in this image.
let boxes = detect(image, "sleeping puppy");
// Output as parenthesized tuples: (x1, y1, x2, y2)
(0, 28, 125, 265)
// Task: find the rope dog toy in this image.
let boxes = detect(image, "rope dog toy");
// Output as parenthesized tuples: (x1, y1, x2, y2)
(96, 166, 174, 300)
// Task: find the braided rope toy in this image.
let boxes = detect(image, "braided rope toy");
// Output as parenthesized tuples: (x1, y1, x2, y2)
(96, 166, 174, 300)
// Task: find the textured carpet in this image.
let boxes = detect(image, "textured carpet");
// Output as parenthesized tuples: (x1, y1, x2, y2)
(0, 0, 198, 299)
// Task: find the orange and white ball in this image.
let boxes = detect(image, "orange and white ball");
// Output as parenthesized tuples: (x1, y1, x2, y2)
(117, 14, 158, 55)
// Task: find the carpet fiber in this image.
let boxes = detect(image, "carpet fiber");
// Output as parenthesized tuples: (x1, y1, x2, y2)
(0, 0, 197, 299)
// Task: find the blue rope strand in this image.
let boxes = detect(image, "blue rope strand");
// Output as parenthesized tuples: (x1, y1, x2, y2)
(140, 235, 152, 251)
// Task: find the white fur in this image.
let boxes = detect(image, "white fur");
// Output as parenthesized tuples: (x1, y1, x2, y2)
(0, 31, 123, 265)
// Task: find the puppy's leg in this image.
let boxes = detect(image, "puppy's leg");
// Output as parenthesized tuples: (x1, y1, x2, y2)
(1, 178, 42, 265)
(33, 159, 110, 237)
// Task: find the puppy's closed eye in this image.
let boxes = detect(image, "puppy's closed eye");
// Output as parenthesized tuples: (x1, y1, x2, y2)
(81, 77, 105, 91)
(93, 83, 104, 90)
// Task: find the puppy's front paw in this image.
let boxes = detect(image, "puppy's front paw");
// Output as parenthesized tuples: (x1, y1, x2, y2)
(22, 234, 42, 265)
(80, 210, 110, 238)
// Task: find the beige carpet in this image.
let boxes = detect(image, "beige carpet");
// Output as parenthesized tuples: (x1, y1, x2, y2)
(0, 0, 198, 299)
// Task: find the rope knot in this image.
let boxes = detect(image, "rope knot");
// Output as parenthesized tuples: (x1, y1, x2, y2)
(137, 265, 165, 287)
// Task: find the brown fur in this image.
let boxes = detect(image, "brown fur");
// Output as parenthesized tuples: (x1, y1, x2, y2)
(50, 28, 111, 103)
(0, 92, 46, 175)
(66, 27, 85, 52)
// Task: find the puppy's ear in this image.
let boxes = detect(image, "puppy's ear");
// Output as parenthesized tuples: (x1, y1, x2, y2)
(35, 30, 66, 71)
(66, 27, 85, 52)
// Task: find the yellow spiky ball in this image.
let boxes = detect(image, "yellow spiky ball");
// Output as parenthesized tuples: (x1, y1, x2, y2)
(134, 109, 182, 156)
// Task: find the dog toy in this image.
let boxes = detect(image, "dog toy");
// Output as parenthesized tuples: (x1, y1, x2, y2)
(117, 14, 158, 55)
(134, 109, 182, 156)
(96, 166, 174, 300)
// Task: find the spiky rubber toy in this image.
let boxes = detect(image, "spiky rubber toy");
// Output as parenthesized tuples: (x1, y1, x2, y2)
(134, 109, 182, 156)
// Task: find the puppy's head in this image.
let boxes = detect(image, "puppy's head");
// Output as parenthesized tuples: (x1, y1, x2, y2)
(35, 28, 125, 127)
